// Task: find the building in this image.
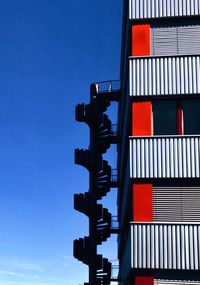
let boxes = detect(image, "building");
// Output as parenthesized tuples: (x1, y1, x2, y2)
(118, 0, 200, 284)
(74, 1, 200, 285)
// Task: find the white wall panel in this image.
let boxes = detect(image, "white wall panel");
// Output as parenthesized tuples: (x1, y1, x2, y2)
(131, 223, 200, 270)
(129, 0, 200, 19)
(129, 136, 200, 178)
(129, 56, 200, 96)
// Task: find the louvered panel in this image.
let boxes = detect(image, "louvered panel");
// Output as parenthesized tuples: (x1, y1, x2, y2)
(179, 26, 200, 54)
(129, 56, 200, 96)
(151, 25, 200, 56)
(129, 136, 200, 178)
(154, 187, 200, 222)
(151, 27, 178, 56)
(129, 0, 200, 20)
(131, 223, 200, 270)
(155, 280, 200, 284)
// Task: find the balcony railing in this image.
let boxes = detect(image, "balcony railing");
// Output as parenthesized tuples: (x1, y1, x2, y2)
(129, 0, 200, 20)
(131, 222, 200, 270)
(130, 135, 200, 179)
(129, 55, 200, 96)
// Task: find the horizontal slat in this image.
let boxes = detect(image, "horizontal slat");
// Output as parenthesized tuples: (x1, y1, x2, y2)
(129, 0, 200, 20)
(129, 136, 200, 178)
(131, 223, 200, 270)
(129, 56, 200, 96)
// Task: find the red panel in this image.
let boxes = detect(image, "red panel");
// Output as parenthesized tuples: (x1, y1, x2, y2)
(135, 276, 154, 285)
(132, 102, 153, 136)
(177, 101, 184, 135)
(132, 24, 151, 56)
(133, 184, 153, 222)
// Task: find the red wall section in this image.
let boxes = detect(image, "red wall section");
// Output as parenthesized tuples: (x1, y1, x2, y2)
(132, 102, 153, 136)
(135, 276, 154, 285)
(133, 184, 153, 222)
(132, 24, 150, 56)
(177, 101, 184, 135)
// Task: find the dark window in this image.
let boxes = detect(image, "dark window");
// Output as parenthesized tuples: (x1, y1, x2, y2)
(183, 100, 200, 135)
(153, 100, 177, 135)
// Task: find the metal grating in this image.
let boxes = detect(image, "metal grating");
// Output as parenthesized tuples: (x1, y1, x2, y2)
(129, 0, 200, 20)
(131, 222, 200, 270)
(129, 136, 200, 178)
(129, 56, 200, 96)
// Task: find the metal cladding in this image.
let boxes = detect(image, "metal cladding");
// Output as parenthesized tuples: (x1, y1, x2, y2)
(129, 55, 200, 96)
(129, 0, 200, 20)
(131, 222, 200, 270)
(130, 135, 200, 178)
(119, 0, 200, 283)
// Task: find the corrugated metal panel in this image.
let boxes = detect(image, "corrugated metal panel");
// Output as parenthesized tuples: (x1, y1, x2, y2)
(129, 0, 200, 20)
(155, 280, 200, 284)
(153, 187, 200, 222)
(131, 223, 200, 270)
(151, 25, 200, 56)
(129, 56, 200, 96)
(129, 136, 200, 178)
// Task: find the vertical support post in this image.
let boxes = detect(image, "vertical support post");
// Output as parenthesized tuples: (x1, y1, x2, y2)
(88, 85, 99, 285)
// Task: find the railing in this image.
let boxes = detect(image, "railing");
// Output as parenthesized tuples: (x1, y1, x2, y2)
(111, 169, 118, 182)
(111, 216, 119, 230)
(131, 222, 200, 270)
(129, 0, 200, 20)
(91, 80, 120, 94)
(129, 135, 200, 178)
(111, 263, 119, 280)
(129, 55, 200, 96)
(111, 124, 118, 136)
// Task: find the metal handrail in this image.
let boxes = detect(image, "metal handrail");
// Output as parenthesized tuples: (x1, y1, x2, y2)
(91, 80, 120, 94)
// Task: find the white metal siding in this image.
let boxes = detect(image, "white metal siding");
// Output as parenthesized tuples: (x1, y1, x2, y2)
(129, 0, 200, 20)
(155, 280, 200, 285)
(129, 56, 200, 96)
(153, 187, 200, 222)
(151, 25, 200, 56)
(129, 136, 200, 178)
(131, 223, 200, 270)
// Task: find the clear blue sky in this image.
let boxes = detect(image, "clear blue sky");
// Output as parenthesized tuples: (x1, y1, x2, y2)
(0, 1, 122, 284)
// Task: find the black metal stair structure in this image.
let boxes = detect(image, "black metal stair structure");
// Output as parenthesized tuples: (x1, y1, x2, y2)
(74, 80, 120, 285)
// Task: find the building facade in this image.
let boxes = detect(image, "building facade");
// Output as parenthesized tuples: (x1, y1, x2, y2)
(74, 1, 200, 285)
(118, 0, 200, 284)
